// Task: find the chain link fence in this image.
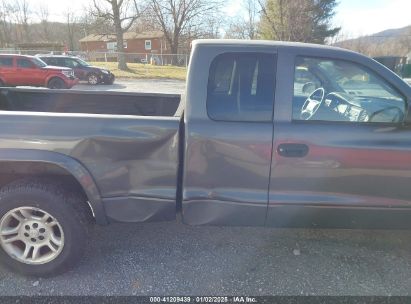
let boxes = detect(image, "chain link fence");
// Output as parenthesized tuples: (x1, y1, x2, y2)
(0, 49, 190, 67)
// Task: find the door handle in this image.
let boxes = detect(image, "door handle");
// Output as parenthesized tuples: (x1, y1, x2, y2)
(277, 143, 309, 158)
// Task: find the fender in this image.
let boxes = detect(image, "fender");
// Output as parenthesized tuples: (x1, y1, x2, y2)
(0, 148, 108, 225)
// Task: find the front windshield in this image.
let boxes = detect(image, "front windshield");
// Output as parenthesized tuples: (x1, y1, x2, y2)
(76, 58, 90, 66)
(32, 57, 47, 68)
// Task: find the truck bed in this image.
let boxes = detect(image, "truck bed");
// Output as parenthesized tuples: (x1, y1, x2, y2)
(0, 88, 181, 117)
(0, 88, 183, 223)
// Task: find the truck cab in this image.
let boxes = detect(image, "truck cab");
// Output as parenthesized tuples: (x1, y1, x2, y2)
(182, 40, 411, 228)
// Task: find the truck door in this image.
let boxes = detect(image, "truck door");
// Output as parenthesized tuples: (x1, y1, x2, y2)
(183, 49, 277, 226)
(268, 50, 411, 228)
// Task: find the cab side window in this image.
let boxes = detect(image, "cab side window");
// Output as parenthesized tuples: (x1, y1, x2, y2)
(292, 57, 406, 123)
(207, 53, 276, 122)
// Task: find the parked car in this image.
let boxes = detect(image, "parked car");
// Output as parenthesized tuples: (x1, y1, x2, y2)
(38, 55, 115, 85)
(0, 54, 78, 89)
(0, 40, 411, 276)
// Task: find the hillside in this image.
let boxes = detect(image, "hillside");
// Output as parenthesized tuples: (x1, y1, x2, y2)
(0, 21, 92, 51)
(335, 25, 411, 57)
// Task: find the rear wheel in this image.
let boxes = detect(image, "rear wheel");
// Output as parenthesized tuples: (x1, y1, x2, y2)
(0, 179, 90, 276)
(87, 73, 99, 85)
(47, 78, 67, 89)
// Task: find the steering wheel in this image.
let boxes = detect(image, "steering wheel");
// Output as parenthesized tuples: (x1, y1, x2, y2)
(300, 88, 325, 120)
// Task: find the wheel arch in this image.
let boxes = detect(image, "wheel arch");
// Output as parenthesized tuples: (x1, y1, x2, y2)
(45, 75, 65, 87)
(0, 149, 108, 225)
(86, 71, 98, 77)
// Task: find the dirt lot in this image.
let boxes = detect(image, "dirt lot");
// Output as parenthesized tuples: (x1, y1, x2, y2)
(73, 78, 185, 94)
(1, 222, 411, 296)
(89, 62, 187, 81)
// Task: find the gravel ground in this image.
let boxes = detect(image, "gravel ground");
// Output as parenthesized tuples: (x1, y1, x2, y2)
(72, 78, 185, 94)
(1, 221, 411, 296)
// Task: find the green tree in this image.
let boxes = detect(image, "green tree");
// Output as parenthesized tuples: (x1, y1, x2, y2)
(259, 0, 340, 44)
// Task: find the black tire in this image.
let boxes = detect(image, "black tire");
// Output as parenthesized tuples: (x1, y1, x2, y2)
(0, 79, 4, 87)
(47, 78, 67, 90)
(106, 75, 115, 85)
(0, 178, 90, 276)
(87, 73, 99, 85)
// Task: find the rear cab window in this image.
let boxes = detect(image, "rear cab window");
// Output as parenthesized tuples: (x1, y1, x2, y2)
(207, 53, 277, 122)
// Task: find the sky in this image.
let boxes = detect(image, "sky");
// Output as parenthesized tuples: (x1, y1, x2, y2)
(334, 0, 411, 37)
(30, 0, 411, 38)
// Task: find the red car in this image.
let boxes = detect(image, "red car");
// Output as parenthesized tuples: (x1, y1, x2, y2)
(0, 54, 78, 89)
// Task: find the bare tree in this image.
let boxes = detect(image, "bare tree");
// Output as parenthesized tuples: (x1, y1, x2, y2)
(244, 0, 259, 39)
(225, 0, 259, 40)
(0, 1, 16, 47)
(92, 0, 142, 70)
(66, 10, 77, 51)
(37, 1, 50, 41)
(81, 9, 115, 38)
(149, 0, 222, 61)
(13, 0, 30, 42)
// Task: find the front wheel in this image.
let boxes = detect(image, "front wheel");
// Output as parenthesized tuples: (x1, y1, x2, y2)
(0, 179, 89, 276)
(47, 78, 67, 90)
(106, 75, 115, 85)
(105, 78, 115, 85)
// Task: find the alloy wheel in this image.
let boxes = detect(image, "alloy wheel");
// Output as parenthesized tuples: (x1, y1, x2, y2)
(0, 207, 65, 265)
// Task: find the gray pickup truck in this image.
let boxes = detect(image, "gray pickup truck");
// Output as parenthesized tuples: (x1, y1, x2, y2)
(0, 40, 410, 276)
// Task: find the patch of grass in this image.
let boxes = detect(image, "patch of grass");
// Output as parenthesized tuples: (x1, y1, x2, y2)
(90, 61, 187, 80)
